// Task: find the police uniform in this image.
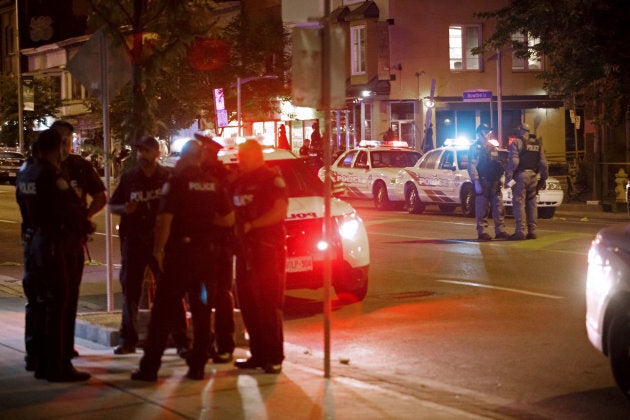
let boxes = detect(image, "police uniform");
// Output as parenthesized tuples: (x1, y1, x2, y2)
(110, 163, 179, 351)
(137, 163, 232, 378)
(232, 164, 288, 371)
(505, 128, 548, 240)
(468, 133, 507, 240)
(16, 156, 90, 380)
(60, 153, 106, 360)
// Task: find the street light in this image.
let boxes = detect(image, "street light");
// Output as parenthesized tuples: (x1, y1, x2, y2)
(236, 75, 279, 137)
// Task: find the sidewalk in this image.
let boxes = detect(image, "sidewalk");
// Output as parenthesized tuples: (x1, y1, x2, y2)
(0, 289, 473, 419)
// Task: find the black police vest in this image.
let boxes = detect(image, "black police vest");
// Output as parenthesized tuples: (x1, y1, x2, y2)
(517, 137, 542, 172)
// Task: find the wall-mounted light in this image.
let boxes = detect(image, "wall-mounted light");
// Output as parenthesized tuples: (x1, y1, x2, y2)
(361, 90, 372, 98)
(423, 96, 435, 108)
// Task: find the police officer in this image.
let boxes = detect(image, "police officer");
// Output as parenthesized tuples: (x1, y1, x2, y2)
(505, 123, 549, 240)
(131, 140, 234, 381)
(52, 120, 107, 360)
(232, 140, 288, 374)
(110, 136, 188, 355)
(195, 133, 236, 364)
(16, 129, 91, 382)
(468, 123, 508, 241)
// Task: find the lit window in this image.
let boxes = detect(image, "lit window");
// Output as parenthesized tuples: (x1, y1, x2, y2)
(511, 33, 542, 71)
(449, 25, 482, 71)
(351, 25, 366, 75)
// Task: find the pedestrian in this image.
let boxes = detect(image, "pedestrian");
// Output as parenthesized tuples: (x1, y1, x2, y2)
(232, 139, 288, 374)
(16, 129, 92, 382)
(131, 139, 234, 381)
(195, 133, 236, 364)
(277, 124, 290, 150)
(109, 136, 189, 356)
(468, 123, 508, 241)
(52, 120, 107, 361)
(310, 121, 322, 156)
(299, 139, 311, 157)
(504, 123, 549, 240)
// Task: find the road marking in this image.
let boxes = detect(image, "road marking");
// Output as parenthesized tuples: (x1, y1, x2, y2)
(0, 219, 18, 224)
(437, 279, 564, 300)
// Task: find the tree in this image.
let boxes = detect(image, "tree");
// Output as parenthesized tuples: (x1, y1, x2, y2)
(86, 0, 224, 145)
(475, 0, 630, 200)
(0, 75, 61, 151)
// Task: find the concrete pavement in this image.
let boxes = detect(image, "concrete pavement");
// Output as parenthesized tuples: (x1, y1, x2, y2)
(0, 203, 627, 419)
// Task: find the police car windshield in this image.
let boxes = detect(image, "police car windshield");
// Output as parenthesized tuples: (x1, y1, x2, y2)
(228, 159, 324, 198)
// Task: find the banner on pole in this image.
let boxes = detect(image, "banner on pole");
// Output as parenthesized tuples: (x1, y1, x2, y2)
(22, 76, 34, 111)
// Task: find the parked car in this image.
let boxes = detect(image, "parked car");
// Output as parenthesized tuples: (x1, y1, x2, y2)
(318, 142, 422, 210)
(393, 142, 563, 217)
(586, 223, 630, 398)
(163, 141, 371, 301)
(0, 151, 26, 184)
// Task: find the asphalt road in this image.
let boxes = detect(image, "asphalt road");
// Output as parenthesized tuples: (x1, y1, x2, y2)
(0, 184, 628, 417)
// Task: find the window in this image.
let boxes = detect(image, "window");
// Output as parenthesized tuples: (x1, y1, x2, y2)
(511, 33, 542, 71)
(355, 151, 368, 168)
(449, 25, 482, 70)
(440, 151, 454, 170)
(419, 150, 441, 169)
(351, 25, 366, 75)
(341, 151, 357, 168)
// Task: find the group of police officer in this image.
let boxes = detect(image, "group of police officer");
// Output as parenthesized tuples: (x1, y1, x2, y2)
(468, 122, 548, 241)
(16, 122, 106, 382)
(124, 136, 288, 381)
(16, 124, 288, 382)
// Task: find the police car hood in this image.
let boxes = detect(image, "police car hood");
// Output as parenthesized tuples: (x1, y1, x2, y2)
(286, 196, 356, 220)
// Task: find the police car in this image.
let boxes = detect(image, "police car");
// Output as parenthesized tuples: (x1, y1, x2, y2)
(163, 139, 371, 301)
(586, 223, 630, 398)
(393, 139, 563, 217)
(317, 141, 422, 210)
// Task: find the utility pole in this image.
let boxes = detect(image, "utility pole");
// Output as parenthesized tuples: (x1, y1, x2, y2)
(14, 0, 24, 151)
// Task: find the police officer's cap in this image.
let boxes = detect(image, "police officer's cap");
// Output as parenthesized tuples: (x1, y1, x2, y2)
(134, 136, 159, 150)
(476, 123, 491, 134)
(194, 133, 223, 153)
(518, 123, 531, 133)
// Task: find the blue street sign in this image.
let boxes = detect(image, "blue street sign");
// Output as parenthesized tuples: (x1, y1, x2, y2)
(463, 90, 492, 102)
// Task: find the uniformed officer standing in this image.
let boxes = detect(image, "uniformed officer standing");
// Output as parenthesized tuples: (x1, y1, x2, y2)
(468, 123, 508, 241)
(504, 123, 549, 240)
(52, 120, 107, 360)
(232, 140, 288, 374)
(110, 136, 188, 355)
(131, 140, 234, 381)
(16, 129, 91, 382)
(195, 133, 236, 364)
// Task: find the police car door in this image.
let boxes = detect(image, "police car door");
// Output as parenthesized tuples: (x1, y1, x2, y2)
(334, 150, 359, 197)
(414, 148, 443, 204)
(353, 150, 371, 196)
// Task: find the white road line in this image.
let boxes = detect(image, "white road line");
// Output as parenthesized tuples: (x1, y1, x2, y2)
(437, 279, 564, 300)
(0, 219, 18, 224)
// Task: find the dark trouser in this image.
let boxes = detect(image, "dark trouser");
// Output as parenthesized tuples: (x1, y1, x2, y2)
(512, 170, 539, 234)
(139, 242, 216, 374)
(63, 239, 84, 363)
(212, 246, 235, 355)
(29, 234, 72, 378)
(119, 236, 188, 349)
(23, 234, 41, 369)
(475, 179, 506, 235)
(235, 239, 286, 365)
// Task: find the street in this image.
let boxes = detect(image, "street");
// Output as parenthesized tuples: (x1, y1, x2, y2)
(0, 184, 628, 417)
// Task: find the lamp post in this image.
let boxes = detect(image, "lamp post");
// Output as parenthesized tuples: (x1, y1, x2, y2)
(236, 75, 278, 137)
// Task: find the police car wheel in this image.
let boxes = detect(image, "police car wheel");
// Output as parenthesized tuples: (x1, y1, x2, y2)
(407, 185, 424, 214)
(538, 207, 556, 219)
(461, 185, 475, 218)
(607, 307, 630, 399)
(334, 266, 368, 302)
(373, 182, 391, 211)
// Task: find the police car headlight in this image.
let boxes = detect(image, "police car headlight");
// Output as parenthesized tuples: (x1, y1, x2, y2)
(546, 180, 562, 190)
(338, 213, 360, 240)
(586, 243, 614, 299)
